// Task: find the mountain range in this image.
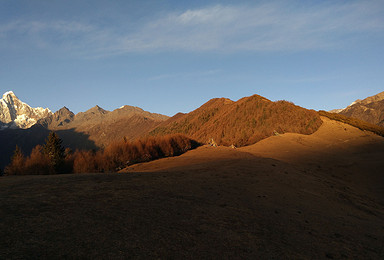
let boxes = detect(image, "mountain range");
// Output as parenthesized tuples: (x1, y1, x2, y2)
(1, 90, 383, 169)
(0, 91, 169, 168)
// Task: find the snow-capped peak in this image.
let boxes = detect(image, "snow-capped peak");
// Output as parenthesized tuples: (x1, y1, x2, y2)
(0, 91, 52, 129)
(347, 99, 362, 108)
(2, 90, 15, 98)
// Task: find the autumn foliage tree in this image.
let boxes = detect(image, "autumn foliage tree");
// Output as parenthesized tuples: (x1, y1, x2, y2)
(76, 134, 199, 173)
(4, 133, 199, 175)
(4, 132, 68, 175)
(24, 145, 51, 174)
(4, 145, 25, 175)
(73, 150, 99, 173)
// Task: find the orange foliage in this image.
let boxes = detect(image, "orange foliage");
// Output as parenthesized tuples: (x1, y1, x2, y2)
(73, 150, 99, 173)
(151, 95, 323, 146)
(24, 145, 52, 174)
(99, 134, 199, 173)
(4, 146, 25, 175)
(71, 134, 199, 173)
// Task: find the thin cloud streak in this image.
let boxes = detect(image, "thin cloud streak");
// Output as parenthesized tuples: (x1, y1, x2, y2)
(1, 2, 383, 57)
(147, 69, 221, 81)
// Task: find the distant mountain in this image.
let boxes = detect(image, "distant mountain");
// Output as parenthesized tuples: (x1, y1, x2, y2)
(46, 105, 169, 147)
(0, 91, 169, 169)
(151, 94, 322, 146)
(337, 91, 384, 127)
(0, 91, 52, 129)
(38, 107, 75, 128)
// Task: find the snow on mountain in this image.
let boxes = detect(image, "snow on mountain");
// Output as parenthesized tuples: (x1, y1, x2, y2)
(331, 92, 384, 114)
(0, 91, 52, 129)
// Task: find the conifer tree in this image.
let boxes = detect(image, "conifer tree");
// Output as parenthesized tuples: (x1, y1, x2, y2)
(44, 132, 65, 174)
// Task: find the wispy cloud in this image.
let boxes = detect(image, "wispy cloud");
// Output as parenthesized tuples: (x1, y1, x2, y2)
(0, 20, 95, 50)
(1, 1, 383, 57)
(147, 69, 221, 81)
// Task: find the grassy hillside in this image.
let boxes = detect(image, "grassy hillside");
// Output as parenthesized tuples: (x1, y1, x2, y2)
(319, 110, 384, 137)
(151, 95, 322, 146)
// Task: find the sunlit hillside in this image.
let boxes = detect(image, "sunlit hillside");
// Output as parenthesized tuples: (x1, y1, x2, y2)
(151, 95, 322, 146)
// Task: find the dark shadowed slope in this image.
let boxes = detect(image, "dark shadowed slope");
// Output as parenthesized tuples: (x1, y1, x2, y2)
(0, 125, 98, 169)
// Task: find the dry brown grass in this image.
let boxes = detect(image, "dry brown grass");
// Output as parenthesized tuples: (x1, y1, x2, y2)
(1, 135, 383, 258)
(318, 110, 384, 137)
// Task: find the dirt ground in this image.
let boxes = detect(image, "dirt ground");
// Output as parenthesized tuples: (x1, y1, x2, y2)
(1, 117, 384, 258)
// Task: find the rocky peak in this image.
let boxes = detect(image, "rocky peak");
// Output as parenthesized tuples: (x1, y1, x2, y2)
(0, 91, 52, 129)
(37, 107, 75, 129)
(74, 105, 109, 122)
(54, 107, 75, 125)
(56, 107, 74, 117)
(114, 105, 169, 121)
(87, 105, 109, 115)
(2, 91, 17, 101)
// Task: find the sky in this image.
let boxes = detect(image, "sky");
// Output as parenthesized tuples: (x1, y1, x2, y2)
(0, 0, 383, 116)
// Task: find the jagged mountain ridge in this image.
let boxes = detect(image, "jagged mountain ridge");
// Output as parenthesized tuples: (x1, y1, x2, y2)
(47, 104, 170, 147)
(0, 91, 170, 169)
(336, 91, 384, 127)
(0, 91, 52, 129)
(0, 91, 169, 133)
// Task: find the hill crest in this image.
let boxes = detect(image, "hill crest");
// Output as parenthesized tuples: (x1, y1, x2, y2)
(151, 94, 322, 146)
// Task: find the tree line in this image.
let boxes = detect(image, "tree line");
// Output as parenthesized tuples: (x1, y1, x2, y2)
(4, 132, 199, 175)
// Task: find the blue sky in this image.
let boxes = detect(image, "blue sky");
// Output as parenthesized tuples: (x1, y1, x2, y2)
(1, 0, 383, 116)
